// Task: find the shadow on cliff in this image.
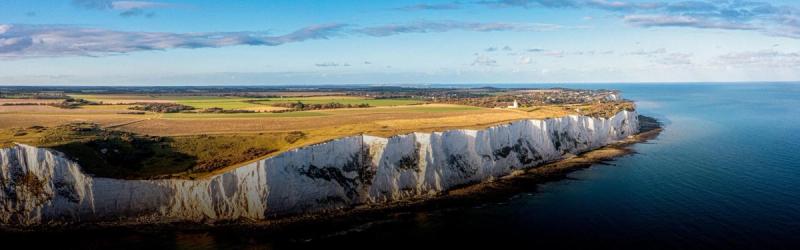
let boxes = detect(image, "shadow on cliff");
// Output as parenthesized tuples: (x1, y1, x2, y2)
(51, 136, 198, 179)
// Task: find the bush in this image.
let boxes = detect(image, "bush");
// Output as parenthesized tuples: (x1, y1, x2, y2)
(271, 101, 370, 111)
(199, 107, 255, 113)
(49, 98, 96, 109)
(129, 103, 195, 113)
(285, 131, 306, 143)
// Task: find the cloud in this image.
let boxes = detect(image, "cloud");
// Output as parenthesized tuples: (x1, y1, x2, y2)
(469, 0, 800, 39)
(72, 0, 171, 10)
(715, 50, 800, 68)
(471, 54, 497, 66)
(315, 62, 351, 67)
(111, 1, 172, 10)
(119, 9, 156, 17)
(542, 50, 565, 57)
(654, 52, 693, 65)
(355, 21, 566, 36)
(619, 1, 799, 39)
(0, 23, 347, 58)
(523, 48, 608, 58)
(623, 14, 756, 30)
(0, 37, 34, 54)
(585, 0, 663, 11)
(72, 0, 175, 17)
(394, 3, 462, 11)
(516, 56, 533, 64)
(476, 0, 580, 8)
(0, 20, 579, 59)
(72, 0, 114, 10)
(665, 1, 717, 12)
(627, 48, 667, 56)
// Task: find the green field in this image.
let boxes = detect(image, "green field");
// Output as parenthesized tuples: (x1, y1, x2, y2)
(72, 94, 423, 110)
(249, 97, 422, 107)
(174, 97, 263, 110)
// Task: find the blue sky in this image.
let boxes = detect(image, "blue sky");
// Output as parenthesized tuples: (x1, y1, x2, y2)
(0, 0, 799, 85)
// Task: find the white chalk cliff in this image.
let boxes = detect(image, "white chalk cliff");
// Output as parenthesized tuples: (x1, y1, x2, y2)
(0, 111, 638, 226)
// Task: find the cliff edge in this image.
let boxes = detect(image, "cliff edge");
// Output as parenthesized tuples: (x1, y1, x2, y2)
(0, 110, 639, 226)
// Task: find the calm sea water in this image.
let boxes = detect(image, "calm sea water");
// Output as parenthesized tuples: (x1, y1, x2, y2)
(6, 83, 800, 249)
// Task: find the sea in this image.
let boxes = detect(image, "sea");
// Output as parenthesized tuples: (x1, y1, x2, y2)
(4, 83, 800, 249)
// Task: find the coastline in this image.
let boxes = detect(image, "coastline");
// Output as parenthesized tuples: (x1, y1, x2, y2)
(1, 115, 661, 234)
(236, 115, 661, 230)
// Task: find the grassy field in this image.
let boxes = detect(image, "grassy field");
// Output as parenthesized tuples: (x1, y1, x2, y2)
(72, 94, 424, 111)
(163, 111, 329, 118)
(1, 94, 634, 179)
(248, 97, 422, 107)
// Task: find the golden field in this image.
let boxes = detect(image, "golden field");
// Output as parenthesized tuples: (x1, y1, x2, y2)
(0, 95, 634, 179)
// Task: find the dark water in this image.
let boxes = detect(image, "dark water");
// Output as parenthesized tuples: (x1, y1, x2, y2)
(5, 83, 800, 249)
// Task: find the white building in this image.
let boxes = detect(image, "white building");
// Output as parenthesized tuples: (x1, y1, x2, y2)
(507, 100, 519, 109)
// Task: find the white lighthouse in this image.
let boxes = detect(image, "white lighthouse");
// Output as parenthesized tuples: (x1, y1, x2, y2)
(508, 100, 519, 109)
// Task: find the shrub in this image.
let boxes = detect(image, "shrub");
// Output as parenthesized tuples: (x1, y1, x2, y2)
(129, 103, 195, 113)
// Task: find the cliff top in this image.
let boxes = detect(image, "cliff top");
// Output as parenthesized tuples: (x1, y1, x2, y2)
(0, 87, 633, 179)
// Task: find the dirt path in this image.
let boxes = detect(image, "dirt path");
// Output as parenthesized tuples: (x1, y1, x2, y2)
(103, 113, 163, 129)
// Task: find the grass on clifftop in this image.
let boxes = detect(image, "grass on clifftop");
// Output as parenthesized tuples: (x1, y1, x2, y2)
(0, 100, 635, 179)
(1, 123, 306, 179)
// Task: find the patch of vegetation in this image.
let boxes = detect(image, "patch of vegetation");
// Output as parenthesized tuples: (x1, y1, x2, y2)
(573, 101, 636, 118)
(129, 103, 195, 113)
(0, 122, 290, 179)
(2, 102, 46, 106)
(49, 98, 97, 109)
(47, 125, 198, 179)
(270, 101, 370, 112)
(166, 133, 288, 175)
(117, 111, 146, 115)
(199, 107, 256, 113)
(285, 131, 306, 143)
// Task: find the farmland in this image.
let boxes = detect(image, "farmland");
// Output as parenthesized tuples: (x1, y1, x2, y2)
(71, 94, 423, 111)
(0, 87, 633, 179)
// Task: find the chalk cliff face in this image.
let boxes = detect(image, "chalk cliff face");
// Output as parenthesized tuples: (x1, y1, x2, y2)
(0, 111, 638, 226)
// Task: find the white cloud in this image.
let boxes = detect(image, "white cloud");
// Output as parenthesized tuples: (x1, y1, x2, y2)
(654, 52, 693, 65)
(543, 50, 565, 57)
(628, 48, 667, 56)
(715, 50, 800, 68)
(0, 24, 347, 58)
(623, 15, 756, 30)
(111, 1, 172, 11)
(471, 54, 497, 66)
(355, 21, 570, 37)
(516, 56, 533, 64)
